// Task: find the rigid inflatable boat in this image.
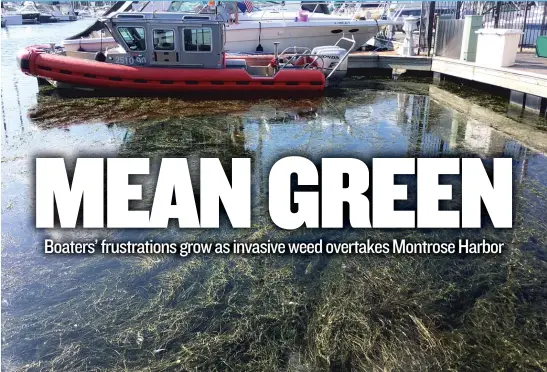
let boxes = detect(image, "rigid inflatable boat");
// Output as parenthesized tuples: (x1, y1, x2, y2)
(17, 11, 354, 95)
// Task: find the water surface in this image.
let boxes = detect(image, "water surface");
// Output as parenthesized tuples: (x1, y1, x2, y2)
(2, 21, 547, 372)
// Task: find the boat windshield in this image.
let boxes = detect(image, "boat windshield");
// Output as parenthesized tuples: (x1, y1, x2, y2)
(118, 26, 146, 51)
(301, 1, 331, 14)
(166, 1, 206, 12)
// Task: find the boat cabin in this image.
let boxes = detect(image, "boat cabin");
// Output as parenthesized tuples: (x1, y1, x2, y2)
(99, 12, 226, 69)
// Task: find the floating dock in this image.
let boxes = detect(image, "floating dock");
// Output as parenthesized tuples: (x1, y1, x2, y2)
(348, 53, 431, 73)
(347, 51, 547, 116)
(431, 54, 547, 99)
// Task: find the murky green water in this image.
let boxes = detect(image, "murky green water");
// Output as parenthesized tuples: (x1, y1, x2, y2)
(2, 21, 547, 372)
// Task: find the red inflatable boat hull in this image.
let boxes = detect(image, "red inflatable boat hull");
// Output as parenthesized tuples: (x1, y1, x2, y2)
(17, 46, 326, 93)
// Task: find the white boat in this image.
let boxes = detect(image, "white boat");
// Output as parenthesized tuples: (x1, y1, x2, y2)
(1, 4, 25, 26)
(34, 3, 77, 22)
(217, 3, 396, 54)
(1, 13, 23, 26)
(62, 1, 401, 54)
(76, 8, 95, 18)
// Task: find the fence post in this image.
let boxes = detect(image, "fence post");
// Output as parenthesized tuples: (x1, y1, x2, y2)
(456, 1, 462, 20)
(427, 1, 436, 56)
(521, 1, 528, 52)
(542, 2, 547, 36)
(418, 2, 424, 55)
(433, 14, 439, 56)
(494, 1, 501, 28)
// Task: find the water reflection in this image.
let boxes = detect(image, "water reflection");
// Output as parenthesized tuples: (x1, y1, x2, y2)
(236, 92, 531, 163)
(11, 88, 540, 180)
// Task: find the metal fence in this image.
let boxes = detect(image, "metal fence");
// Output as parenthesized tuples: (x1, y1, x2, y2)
(418, 1, 547, 54)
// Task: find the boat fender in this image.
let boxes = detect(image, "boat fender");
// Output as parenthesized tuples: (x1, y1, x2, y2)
(16, 48, 32, 74)
(95, 51, 106, 62)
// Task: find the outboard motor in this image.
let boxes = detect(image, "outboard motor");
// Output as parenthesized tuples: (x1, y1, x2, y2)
(311, 46, 348, 87)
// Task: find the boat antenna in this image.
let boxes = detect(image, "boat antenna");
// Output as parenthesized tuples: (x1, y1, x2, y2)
(256, 22, 263, 52)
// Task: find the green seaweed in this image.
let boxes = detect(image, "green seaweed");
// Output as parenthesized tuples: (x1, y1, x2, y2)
(2, 82, 547, 372)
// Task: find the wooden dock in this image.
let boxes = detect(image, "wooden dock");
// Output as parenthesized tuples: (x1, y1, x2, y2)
(431, 54, 547, 99)
(347, 51, 547, 114)
(348, 52, 431, 72)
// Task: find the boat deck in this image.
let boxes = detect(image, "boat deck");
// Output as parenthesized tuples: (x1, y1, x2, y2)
(508, 52, 547, 76)
(348, 50, 546, 99)
(432, 53, 547, 98)
(348, 50, 547, 76)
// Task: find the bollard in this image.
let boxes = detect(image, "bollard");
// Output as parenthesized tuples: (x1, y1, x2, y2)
(398, 16, 419, 56)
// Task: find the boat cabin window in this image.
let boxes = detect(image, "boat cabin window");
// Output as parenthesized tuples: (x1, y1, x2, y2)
(118, 26, 146, 51)
(153, 29, 175, 51)
(183, 28, 212, 52)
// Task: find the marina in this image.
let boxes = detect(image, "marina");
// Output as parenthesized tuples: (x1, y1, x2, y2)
(8, 1, 546, 113)
(2, 2, 547, 371)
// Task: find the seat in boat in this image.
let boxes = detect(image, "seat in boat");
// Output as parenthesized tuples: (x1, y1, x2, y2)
(226, 59, 247, 69)
(226, 58, 276, 77)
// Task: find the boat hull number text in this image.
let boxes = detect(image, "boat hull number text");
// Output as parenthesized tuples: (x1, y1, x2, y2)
(113, 56, 146, 65)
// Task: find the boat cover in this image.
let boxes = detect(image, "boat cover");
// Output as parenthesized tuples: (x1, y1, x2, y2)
(65, 20, 108, 40)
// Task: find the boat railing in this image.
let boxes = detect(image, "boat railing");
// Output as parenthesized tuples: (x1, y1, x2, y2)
(326, 34, 355, 80)
(276, 52, 326, 70)
(332, 2, 358, 17)
(281, 9, 291, 38)
(275, 34, 355, 82)
(279, 45, 313, 57)
(253, 2, 386, 20)
(306, 3, 320, 21)
(214, 1, 401, 23)
(389, 3, 406, 21)
(255, 5, 288, 26)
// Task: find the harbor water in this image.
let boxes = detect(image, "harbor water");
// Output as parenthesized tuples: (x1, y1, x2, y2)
(2, 21, 547, 371)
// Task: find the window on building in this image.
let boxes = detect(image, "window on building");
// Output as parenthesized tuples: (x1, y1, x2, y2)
(118, 26, 146, 51)
(153, 29, 175, 50)
(183, 28, 212, 52)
